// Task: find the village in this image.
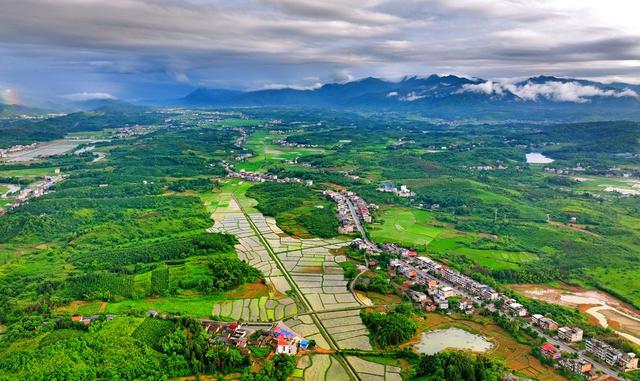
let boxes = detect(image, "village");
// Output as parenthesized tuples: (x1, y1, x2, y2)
(379, 245, 637, 378)
(222, 161, 314, 186)
(68, 311, 312, 359)
(319, 185, 637, 380)
(211, 161, 639, 379)
(377, 181, 416, 197)
(0, 169, 66, 216)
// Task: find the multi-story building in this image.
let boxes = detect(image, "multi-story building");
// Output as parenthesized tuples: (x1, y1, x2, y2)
(586, 338, 639, 370)
(531, 314, 559, 331)
(438, 286, 456, 299)
(558, 327, 583, 342)
(507, 302, 528, 317)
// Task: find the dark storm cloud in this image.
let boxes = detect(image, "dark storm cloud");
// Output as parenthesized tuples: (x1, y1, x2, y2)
(0, 0, 638, 102)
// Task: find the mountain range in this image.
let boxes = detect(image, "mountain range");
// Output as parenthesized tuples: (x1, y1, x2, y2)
(176, 75, 640, 121)
(2, 75, 639, 122)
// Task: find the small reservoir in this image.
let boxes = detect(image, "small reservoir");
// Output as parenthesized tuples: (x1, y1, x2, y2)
(526, 152, 554, 164)
(414, 328, 494, 355)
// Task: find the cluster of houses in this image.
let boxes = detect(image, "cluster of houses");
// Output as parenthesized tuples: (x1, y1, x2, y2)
(200, 320, 309, 356)
(71, 314, 115, 326)
(543, 166, 587, 175)
(388, 255, 480, 314)
(381, 245, 552, 321)
(273, 138, 318, 149)
(531, 315, 584, 343)
(0, 173, 66, 216)
(233, 128, 248, 148)
(539, 342, 596, 378)
(463, 165, 508, 171)
(377, 242, 637, 379)
(110, 125, 158, 139)
(539, 337, 638, 378)
(558, 358, 593, 375)
(0, 143, 38, 158)
(234, 153, 253, 161)
(377, 181, 415, 198)
(390, 138, 415, 147)
(223, 164, 312, 186)
(351, 238, 380, 255)
(543, 164, 640, 180)
(534, 322, 637, 376)
(323, 189, 375, 234)
(585, 338, 638, 371)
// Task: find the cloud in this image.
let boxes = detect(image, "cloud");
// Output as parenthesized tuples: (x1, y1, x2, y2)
(62, 92, 116, 101)
(460, 80, 639, 103)
(1, 0, 640, 100)
(400, 91, 426, 101)
(386, 91, 398, 97)
(328, 69, 355, 83)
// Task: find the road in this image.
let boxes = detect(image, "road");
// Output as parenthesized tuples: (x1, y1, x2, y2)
(525, 324, 621, 379)
(345, 199, 373, 247)
(350, 267, 370, 306)
(231, 194, 361, 381)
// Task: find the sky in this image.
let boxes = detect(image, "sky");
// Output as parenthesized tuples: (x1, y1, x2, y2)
(1, 0, 639, 104)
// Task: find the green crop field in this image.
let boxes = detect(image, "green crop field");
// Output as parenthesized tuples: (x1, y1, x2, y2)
(0, 167, 55, 177)
(369, 207, 445, 248)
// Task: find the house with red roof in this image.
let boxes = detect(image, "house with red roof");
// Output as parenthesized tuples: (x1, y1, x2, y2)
(540, 343, 561, 359)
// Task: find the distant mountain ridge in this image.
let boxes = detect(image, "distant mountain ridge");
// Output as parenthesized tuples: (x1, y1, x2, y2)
(176, 74, 640, 121)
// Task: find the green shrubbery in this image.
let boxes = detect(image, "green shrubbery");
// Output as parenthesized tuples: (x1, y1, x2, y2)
(361, 308, 416, 347)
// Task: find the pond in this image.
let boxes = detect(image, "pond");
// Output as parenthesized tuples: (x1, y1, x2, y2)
(526, 152, 554, 164)
(414, 327, 494, 355)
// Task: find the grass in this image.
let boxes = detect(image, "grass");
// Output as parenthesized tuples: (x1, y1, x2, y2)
(449, 247, 537, 270)
(427, 233, 538, 270)
(249, 345, 271, 358)
(236, 129, 326, 173)
(587, 267, 640, 306)
(369, 207, 445, 248)
(0, 167, 55, 177)
(76, 294, 226, 318)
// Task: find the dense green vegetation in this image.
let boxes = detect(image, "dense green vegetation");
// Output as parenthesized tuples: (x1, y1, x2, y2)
(361, 307, 417, 347)
(246, 182, 338, 237)
(0, 103, 163, 148)
(414, 351, 506, 381)
(203, 258, 263, 292)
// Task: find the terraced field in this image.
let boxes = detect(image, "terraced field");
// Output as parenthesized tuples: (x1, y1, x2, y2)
(207, 183, 376, 378)
(346, 356, 402, 381)
(212, 296, 297, 321)
(291, 353, 353, 381)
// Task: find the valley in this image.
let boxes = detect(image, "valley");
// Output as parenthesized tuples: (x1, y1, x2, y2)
(1, 108, 640, 381)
